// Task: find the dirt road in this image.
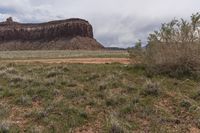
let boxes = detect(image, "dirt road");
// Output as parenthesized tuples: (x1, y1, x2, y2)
(1, 58, 130, 64)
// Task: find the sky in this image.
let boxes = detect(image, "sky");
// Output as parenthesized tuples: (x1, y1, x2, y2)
(0, 0, 199, 48)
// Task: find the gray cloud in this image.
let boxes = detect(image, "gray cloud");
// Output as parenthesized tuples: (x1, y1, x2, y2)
(0, 0, 199, 47)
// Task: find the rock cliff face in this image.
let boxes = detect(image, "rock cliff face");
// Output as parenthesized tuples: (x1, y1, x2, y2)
(0, 17, 103, 50)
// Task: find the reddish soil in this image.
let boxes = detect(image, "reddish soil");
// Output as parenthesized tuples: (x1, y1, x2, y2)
(1, 58, 130, 64)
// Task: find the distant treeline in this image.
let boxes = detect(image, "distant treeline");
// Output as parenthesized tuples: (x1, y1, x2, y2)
(104, 47, 127, 50)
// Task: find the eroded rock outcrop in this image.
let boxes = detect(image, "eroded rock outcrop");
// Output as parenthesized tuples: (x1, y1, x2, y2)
(0, 17, 103, 50)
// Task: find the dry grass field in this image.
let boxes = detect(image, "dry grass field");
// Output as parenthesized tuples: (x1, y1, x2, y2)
(0, 50, 129, 60)
(0, 50, 200, 132)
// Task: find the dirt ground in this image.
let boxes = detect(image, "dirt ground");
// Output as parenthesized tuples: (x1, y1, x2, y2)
(1, 58, 130, 64)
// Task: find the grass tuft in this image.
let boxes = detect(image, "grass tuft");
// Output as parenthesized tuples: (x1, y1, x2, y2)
(140, 80, 161, 96)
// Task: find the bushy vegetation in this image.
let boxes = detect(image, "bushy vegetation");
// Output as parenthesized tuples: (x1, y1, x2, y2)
(130, 12, 200, 78)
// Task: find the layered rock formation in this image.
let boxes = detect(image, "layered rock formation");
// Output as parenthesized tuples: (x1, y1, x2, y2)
(0, 17, 103, 50)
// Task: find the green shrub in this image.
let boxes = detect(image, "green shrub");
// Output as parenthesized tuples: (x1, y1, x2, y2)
(180, 100, 192, 109)
(106, 98, 118, 107)
(0, 122, 19, 133)
(0, 122, 10, 133)
(2, 89, 14, 98)
(141, 80, 161, 96)
(46, 70, 59, 78)
(0, 105, 9, 119)
(107, 114, 125, 133)
(109, 124, 124, 133)
(15, 95, 32, 106)
(0, 86, 3, 91)
(191, 90, 200, 101)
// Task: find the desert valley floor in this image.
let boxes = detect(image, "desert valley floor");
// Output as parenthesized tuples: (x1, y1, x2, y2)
(0, 50, 200, 133)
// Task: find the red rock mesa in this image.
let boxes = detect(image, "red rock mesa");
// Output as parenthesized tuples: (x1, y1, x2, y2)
(0, 17, 103, 50)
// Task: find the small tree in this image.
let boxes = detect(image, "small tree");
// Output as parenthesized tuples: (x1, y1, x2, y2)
(128, 40, 144, 64)
(135, 40, 142, 50)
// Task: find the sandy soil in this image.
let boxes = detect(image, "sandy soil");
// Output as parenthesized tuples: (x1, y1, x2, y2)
(1, 58, 130, 64)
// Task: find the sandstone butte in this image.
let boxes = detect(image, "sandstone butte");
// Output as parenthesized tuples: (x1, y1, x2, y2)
(0, 17, 104, 50)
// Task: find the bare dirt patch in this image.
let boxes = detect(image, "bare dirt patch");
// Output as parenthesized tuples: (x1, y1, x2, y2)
(1, 58, 130, 64)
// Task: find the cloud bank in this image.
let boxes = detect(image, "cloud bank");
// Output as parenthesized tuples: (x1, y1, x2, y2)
(0, 0, 200, 47)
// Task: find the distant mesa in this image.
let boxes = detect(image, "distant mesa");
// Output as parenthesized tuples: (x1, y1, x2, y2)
(0, 17, 104, 50)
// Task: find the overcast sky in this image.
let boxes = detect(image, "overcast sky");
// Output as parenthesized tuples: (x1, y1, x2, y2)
(0, 0, 199, 48)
